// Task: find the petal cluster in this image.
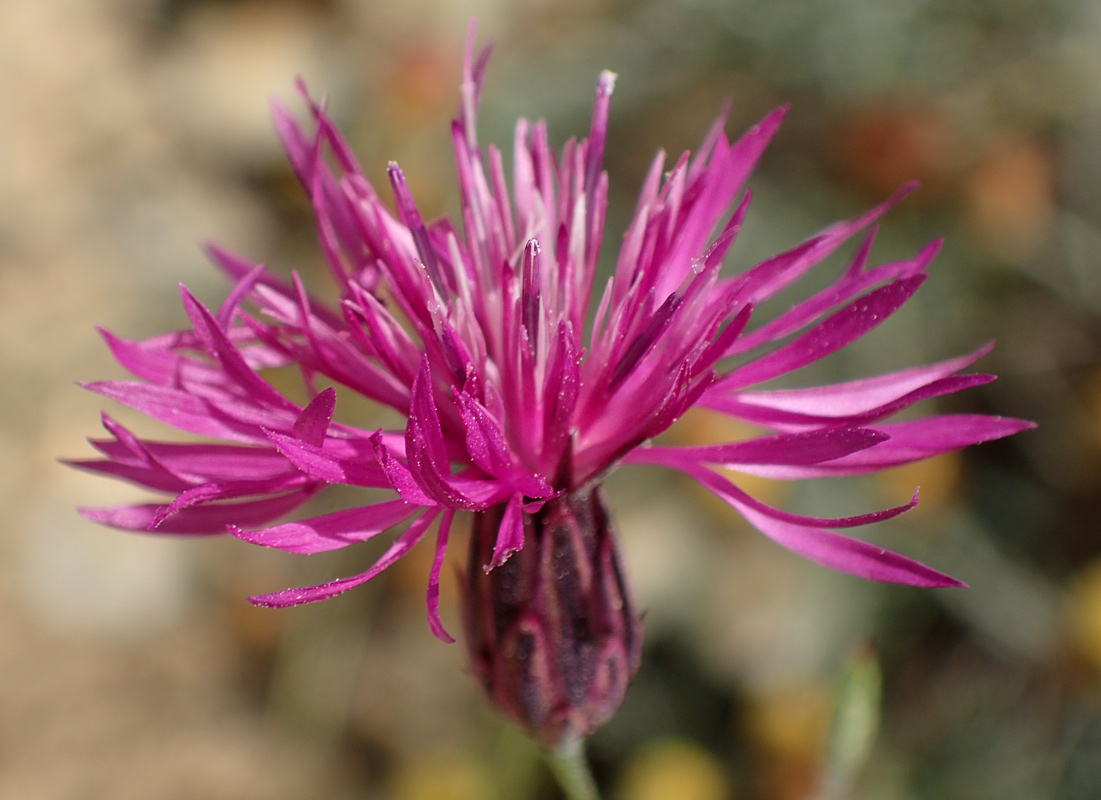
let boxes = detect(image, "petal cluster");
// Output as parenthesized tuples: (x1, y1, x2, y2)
(70, 31, 1033, 638)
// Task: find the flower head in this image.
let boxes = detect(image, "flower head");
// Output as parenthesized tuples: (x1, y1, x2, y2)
(71, 27, 1031, 737)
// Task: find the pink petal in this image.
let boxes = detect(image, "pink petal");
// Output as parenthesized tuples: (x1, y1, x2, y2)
(540, 321, 582, 474)
(426, 509, 456, 643)
(686, 463, 918, 529)
(81, 381, 277, 443)
(716, 275, 927, 390)
(291, 387, 336, 446)
(736, 415, 1036, 478)
(217, 263, 267, 328)
(98, 327, 267, 391)
(205, 242, 348, 331)
(627, 427, 889, 467)
(248, 509, 437, 607)
(680, 465, 961, 587)
(729, 342, 995, 417)
(724, 183, 917, 308)
(455, 390, 514, 477)
(654, 106, 788, 300)
(64, 457, 189, 493)
(371, 432, 436, 506)
(80, 489, 315, 534)
(265, 430, 388, 487)
(89, 437, 294, 483)
(231, 499, 415, 554)
(736, 502, 964, 587)
(704, 373, 996, 430)
(404, 361, 500, 509)
(179, 285, 298, 412)
(727, 239, 939, 357)
(152, 476, 306, 528)
(486, 492, 525, 571)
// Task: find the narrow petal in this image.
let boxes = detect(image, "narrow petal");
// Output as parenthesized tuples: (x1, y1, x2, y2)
(735, 415, 1036, 478)
(628, 427, 890, 467)
(678, 466, 961, 587)
(455, 389, 514, 477)
(388, 162, 449, 297)
(87, 438, 294, 483)
(248, 509, 438, 607)
(98, 327, 278, 390)
(371, 432, 436, 506)
(541, 320, 582, 476)
(79, 489, 315, 534)
(735, 502, 964, 587)
(152, 476, 306, 528)
(687, 464, 918, 529)
(266, 430, 389, 487)
(823, 415, 1035, 469)
(723, 183, 917, 308)
(486, 492, 525, 571)
(654, 106, 788, 299)
(179, 285, 298, 412)
(704, 374, 996, 430)
(64, 457, 190, 493)
(291, 387, 336, 446)
(81, 380, 285, 442)
(217, 263, 267, 328)
(716, 275, 927, 390)
(727, 239, 939, 357)
(404, 360, 497, 509)
(706, 342, 994, 419)
(231, 499, 415, 554)
(204, 242, 346, 331)
(426, 509, 456, 643)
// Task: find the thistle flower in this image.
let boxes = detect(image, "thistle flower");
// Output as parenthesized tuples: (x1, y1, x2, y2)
(70, 31, 1031, 746)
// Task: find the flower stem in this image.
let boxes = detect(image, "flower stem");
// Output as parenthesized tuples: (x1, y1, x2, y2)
(545, 738, 602, 800)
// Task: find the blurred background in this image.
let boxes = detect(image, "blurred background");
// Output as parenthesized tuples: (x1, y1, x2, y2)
(1, 0, 1097, 798)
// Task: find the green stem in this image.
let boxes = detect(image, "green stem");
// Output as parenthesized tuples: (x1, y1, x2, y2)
(545, 738, 602, 800)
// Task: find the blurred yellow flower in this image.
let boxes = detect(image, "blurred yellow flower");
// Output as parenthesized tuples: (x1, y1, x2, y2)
(389, 750, 490, 800)
(615, 739, 730, 800)
(1067, 559, 1101, 673)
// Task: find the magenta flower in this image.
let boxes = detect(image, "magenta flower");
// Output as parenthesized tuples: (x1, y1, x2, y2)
(71, 32, 1030, 745)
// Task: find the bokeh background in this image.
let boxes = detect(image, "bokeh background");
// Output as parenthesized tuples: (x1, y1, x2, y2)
(2, 0, 1098, 798)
